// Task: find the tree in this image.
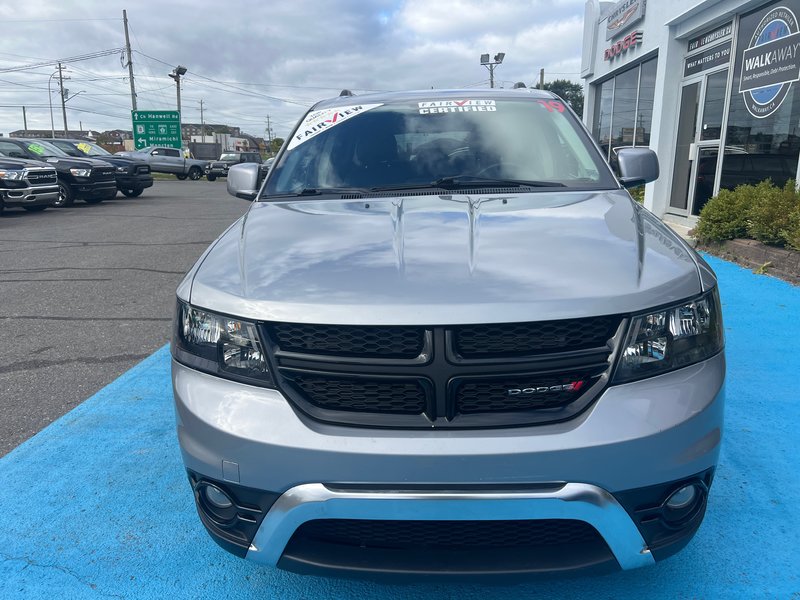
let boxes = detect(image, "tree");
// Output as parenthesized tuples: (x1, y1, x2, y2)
(536, 79, 584, 116)
(270, 137, 284, 155)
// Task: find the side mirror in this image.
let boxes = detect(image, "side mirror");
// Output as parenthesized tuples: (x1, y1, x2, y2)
(151, 150, 160, 155)
(227, 163, 260, 200)
(616, 147, 659, 188)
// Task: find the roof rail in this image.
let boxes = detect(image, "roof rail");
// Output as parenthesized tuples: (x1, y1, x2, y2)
(339, 89, 354, 97)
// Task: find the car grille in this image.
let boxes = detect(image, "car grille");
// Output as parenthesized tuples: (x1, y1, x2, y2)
(91, 167, 116, 182)
(269, 323, 425, 358)
(262, 316, 622, 429)
(291, 518, 603, 550)
(24, 169, 57, 186)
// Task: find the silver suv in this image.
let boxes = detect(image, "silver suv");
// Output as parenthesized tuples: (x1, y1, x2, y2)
(172, 89, 725, 578)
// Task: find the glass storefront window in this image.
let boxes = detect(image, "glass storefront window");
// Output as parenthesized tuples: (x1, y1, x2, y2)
(591, 56, 658, 166)
(721, 1, 800, 191)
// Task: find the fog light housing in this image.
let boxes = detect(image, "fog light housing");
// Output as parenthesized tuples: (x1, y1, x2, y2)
(663, 483, 703, 524)
(196, 482, 237, 524)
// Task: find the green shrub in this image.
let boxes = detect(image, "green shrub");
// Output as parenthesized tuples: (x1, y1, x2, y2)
(694, 182, 760, 242)
(628, 185, 645, 204)
(746, 179, 800, 245)
(784, 206, 800, 251)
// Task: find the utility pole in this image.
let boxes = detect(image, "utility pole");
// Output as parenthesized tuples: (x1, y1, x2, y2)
(123, 9, 137, 111)
(22, 106, 27, 131)
(265, 114, 272, 153)
(168, 66, 187, 143)
(539, 68, 545, 90)
(58, 62, 68, 136)
(200, 99, 205, 140)
(480, 53, 505, 88)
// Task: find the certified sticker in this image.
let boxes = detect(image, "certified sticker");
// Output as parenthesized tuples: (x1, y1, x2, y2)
(287, 104, 383, 150)
(418, 99, 496, 114)
(77, 143, 92, 154)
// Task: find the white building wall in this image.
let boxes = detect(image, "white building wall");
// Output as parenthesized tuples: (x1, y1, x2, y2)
(582, 0, 776, 218)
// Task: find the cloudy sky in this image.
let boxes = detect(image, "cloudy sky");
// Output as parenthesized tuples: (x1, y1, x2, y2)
(0, 0, 585, 140)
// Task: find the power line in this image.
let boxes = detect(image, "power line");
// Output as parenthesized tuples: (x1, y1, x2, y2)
(0, 48, 124, 74)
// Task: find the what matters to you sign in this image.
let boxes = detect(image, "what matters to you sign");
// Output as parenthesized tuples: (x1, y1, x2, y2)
(132, 110, 181, 149)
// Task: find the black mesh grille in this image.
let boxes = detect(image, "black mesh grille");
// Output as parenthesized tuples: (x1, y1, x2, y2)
(293, 519, 602, 550)
(26, 170, 57, 185)
(456, 372, 595, 414)
(453, 317, 620, 358)
(91, 167, 116, 182)
(268, 323, 425, 358)
(289, 374, 427, 414)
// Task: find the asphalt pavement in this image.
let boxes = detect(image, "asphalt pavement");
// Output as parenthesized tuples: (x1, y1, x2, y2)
(0, 254, 798, 598)
(0, 180, 251, 456)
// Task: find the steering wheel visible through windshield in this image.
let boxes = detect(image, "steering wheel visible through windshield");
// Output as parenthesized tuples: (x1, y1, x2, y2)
(264, 97, 617, 197)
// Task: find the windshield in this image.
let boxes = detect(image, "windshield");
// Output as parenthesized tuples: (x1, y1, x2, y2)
(76, 142, 111, 156)
(219, 153, 239, 161)
(24, 140, 69, 158)
(264, 97, 616, 197)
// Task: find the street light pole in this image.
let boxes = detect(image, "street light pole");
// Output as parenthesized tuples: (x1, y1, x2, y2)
(58, 62, 69, 136)
(169, 65, 188, 144)
(480, 52, 506, 88)
(48, 71, 58, 138)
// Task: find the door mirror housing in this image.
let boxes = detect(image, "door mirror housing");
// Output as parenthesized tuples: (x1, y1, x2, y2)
(227, 163, 260, 200)
(617, 147, 659, 188)
(151, 150, 160, 155)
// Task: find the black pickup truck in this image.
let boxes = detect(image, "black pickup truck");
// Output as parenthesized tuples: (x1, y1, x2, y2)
(46, 139, 153, 198)
(0, 138, 116, 207)
(205, 151, 262, 181)
(0, 156, 59, 214)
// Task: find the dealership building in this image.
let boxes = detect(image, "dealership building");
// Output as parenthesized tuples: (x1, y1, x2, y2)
(581, 0, 800, 224)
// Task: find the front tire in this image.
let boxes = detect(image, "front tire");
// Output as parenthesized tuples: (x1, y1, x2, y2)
(176, 173, 188, 180)
(55, 181, 74, 207)
(121, 187, 143, 197)
(206, 174, 217, 182)
(188, 167, 202, 180)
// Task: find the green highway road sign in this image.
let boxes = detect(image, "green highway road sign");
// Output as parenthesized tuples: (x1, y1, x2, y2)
(132, 110, 181, 149)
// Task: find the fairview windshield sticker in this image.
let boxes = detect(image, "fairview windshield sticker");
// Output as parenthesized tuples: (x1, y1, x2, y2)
(287, 104, 383, 150)
(418, 99, 496, 114)
(27, 144, 46, 155)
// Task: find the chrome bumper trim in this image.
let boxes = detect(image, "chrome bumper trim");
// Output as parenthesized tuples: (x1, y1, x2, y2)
(246, 482, 654, 570)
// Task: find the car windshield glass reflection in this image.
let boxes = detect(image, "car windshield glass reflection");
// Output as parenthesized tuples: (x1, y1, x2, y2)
(265, 99, 615, 198)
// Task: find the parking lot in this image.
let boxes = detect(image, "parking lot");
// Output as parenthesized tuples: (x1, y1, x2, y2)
(1, 183, 799, 598)
(0, 181, 250, 456)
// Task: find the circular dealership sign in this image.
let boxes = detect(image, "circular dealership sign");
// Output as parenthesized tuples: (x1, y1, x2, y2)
(740, 7, 800, 118)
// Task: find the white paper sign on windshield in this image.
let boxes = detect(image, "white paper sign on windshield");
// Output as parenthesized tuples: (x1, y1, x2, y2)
(287, 103, 383, 150)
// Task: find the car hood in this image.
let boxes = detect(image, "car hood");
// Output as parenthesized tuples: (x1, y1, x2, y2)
(0, 157, 51, 169)
(94, 155, 146, 167)
(189, 190, 704, 325)
(43, 156, 113, 169)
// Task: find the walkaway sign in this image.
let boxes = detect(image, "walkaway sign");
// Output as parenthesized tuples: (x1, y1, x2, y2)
(738, 4, 800, 118)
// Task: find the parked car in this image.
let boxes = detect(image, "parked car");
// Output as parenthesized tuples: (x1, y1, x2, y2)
(45, 139, 153, 198)
(0, 138, 116, 207)
(0, 156, 59, 213)
(115, 146, 207, 180)
(205, 151, 262, 181)
(172, 89, 725, 577)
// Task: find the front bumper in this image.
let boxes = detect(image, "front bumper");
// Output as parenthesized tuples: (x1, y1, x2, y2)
(1, 185, 59, 207)
(116, 174, 154, 190)
(206, 167, 230, 177)
(72, 180, 117, 199)
(173, 352, 724, 574)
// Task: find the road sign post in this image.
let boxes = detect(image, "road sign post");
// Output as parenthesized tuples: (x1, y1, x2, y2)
(131, 110, 181, 149)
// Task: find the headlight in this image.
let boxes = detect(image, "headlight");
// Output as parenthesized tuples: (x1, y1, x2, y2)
(0, 170, 25, 180)
(613, 288, 723, 383)
(173, 301, 272, 386)
(70, 168, 92, 177)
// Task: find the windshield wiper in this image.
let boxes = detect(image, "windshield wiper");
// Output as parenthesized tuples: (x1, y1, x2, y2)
(432, 176, 567, 189)
(370, 177, 567, 192)
(276, 187, 370, 197)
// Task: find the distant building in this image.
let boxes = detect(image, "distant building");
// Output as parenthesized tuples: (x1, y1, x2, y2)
(182, 123, 241, 137)
(9, 129, 101, 139)
(100, 129, 132, 141)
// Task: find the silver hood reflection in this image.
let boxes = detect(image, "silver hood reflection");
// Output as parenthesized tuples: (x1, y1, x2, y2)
(188, 190, 703, 325)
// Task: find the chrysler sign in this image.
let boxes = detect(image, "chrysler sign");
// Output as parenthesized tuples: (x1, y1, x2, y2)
(606, 0, 646, 40)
